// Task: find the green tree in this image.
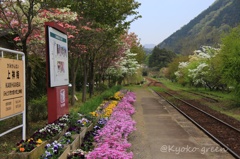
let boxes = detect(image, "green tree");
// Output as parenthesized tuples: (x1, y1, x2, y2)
(148, 47, 176, 70)
(219, 25, 240, 95)
(166, 55, 189, 82)
(130, 45, 146, 64)
(43, 0, 141, 101)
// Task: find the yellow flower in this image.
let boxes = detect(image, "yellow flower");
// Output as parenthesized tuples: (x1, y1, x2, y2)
(90, 111, 99, 117)
(36, 139, 42, 144)
(27, 138, 33, 142)
(90, 112, 96, 116)
(113, 91, 123, 100)
(103, 100, 118, 117)
(112, 101, 118, 105)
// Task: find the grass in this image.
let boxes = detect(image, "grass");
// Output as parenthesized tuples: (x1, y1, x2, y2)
(155, 78, 240, 121)
(123, 84, 145, 91)
(150, 86, 166, 92)
(156, 78, 187, 91)
(78, 85, 122, 115)
(157, 78, 236, 99)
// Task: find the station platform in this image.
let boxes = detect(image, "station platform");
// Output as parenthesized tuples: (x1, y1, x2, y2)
(129, 87, 234, 159)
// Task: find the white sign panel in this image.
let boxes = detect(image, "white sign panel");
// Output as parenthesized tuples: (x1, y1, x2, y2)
(60, 89, 65, 107)
(48, 27, 69, 87)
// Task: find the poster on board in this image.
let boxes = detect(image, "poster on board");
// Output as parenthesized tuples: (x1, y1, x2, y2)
(48, 26, 69, 87)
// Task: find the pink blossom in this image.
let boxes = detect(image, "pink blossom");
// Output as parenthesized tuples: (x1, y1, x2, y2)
(68, 35, 75, 38)
(82, 26, 91, 30)
(13, 36, 21, 41)
(10, 20, 19, 27)
(87, 92, 136, 159)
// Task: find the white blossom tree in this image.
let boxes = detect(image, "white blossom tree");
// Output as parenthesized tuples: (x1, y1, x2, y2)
(175, 46, 220, 88)
(106, 49, 140, 85)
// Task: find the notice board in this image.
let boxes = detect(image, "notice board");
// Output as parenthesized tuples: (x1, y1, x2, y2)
(48, 26, 69, 87)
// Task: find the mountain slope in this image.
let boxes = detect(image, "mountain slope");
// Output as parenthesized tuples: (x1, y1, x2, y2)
(143, 44, 155, 49)
(158, 0, 240, 55)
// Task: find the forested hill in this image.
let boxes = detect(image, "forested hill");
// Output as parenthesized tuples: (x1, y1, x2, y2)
(158, 0, 240, 55)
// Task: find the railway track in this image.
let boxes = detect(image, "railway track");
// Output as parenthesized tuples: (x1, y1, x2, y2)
(147, 79, 220, 103)
(147, 79, 240, 158)
(183, 90, 219, 103)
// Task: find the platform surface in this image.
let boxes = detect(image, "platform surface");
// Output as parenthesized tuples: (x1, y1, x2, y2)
(129, 87, 234, 159)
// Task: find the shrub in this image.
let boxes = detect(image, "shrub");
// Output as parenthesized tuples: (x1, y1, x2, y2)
(101, 85, 122, 99)
(95, 83, 108, 92)
(28, 95, 47, 122)
(79, 85, 122, 115)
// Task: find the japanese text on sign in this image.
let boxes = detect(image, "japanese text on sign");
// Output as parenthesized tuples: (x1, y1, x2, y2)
(0, 58, 24, 118)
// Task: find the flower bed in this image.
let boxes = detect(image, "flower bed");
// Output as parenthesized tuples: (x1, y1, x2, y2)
(87, 92, 136, 159)
(67, 91, 136, 159)
(67, 118, 108, 159)
(8, 115, 71, 159)
(9, 90, 136, 159)
(39, 116, 92, 158)
(8, 140, 48, 159)
(9, 113, 92, 159)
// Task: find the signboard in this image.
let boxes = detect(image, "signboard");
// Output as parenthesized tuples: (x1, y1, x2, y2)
(0, 58, 24, 118)
(45, 22, 69, 123)
(48, 26, 69, 87)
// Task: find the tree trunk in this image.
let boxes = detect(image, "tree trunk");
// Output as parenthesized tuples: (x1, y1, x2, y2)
(82, 55, 88, 102)
(108, 75, 111, 87)
(89, 59, 94, 98)
(70, 68, 77, 105)
(70, 55, 81, 105)
(102, 74, 105, 85)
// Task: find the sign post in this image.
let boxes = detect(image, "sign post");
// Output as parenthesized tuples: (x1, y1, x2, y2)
(45, 22, 69, 123)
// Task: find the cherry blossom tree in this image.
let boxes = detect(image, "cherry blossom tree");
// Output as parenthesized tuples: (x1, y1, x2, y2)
(105, 32, 141, 85)
(0, 1, 79, 126)
(0, 0, 77, 93)
(1, 0, 142, 105)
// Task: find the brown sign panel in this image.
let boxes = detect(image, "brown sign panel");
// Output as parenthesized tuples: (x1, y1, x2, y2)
(0, 58, 24, 118)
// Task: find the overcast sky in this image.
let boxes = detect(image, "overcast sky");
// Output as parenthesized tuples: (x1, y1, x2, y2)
(128, 0, 216, 45)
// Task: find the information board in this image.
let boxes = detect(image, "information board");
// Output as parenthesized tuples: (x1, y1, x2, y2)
(48, 26, 69, 87)
(0, 58, 24, 118)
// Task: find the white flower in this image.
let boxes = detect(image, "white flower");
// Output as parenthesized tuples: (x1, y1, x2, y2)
(178, 62, 189, 68)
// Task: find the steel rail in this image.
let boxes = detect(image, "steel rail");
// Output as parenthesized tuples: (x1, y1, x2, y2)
(153, 90, 240, 159)
(164, 91, 240, 133)
(183, 90, 219, 102)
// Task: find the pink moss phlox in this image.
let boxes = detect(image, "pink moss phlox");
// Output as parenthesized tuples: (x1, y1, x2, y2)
(114, 101, 135, 115)
(123, 92, 136, 104)
(87, 144, 133, 159)
(87, 91, 136, 159)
